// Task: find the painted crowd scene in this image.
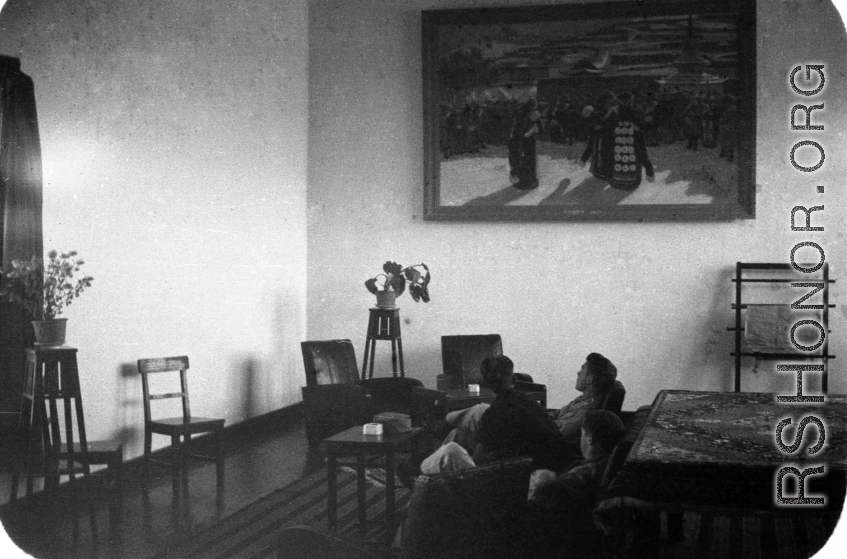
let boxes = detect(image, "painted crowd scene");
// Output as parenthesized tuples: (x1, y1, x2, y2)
(435, 12, 744, 208)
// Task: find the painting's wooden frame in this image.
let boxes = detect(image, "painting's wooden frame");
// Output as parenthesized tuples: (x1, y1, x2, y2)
(422, 1, 756, 222)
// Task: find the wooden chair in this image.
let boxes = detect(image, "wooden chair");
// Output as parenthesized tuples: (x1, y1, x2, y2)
(61, 440, 124, 531)
(137, 356, 225, 502)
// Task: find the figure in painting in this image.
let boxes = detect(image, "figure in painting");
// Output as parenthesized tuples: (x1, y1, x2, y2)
(682, 95, 706, 151)
(718, 95, 738, 162)
(580, 91, 654, 191)
(508, 98, 541, 190)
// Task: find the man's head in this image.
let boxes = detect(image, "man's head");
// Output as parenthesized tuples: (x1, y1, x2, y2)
(479, 355, 514, 394)
(575, 352, 617, 395)
(580, 410, 625, 459)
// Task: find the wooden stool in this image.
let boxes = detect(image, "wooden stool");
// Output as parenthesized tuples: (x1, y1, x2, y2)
(14, 348, 124, 534)
(361, 307, 404, 379)
(12, 347, 98, 541)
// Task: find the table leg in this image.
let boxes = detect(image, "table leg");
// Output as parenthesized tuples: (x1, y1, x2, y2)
(356, 450, 367, 533)
(361, 338, 372, 381)
(390, 338, 398, 377)
(327, 452, 338, 530)
(385, 450, 396, 547)
(396, 337, 405, 378)
(667, 511, 685, 543)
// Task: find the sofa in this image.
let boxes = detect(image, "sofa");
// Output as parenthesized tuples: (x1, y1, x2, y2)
(276, 407, 653, 559)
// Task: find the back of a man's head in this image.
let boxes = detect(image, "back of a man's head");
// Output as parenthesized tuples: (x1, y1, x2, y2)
(585, 352, 617, 394)
(480, 355, 514, 393)
(582, 410, 625, 454)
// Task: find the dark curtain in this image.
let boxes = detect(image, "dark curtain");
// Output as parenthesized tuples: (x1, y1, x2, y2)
(0, 56, 43, 423)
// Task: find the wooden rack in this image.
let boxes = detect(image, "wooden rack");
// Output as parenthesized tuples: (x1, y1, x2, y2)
(728, 262, 836, 393)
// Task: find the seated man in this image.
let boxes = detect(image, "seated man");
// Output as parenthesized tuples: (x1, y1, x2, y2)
(529, 409, 625, 510)
(416, 355, 571, 476)
(553, 353, 618, 449)
(524, 410, 625, 558)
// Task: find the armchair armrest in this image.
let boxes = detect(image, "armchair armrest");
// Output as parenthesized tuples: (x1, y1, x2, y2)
(300, 385, 373, 445)
(410, 387, 450, 452)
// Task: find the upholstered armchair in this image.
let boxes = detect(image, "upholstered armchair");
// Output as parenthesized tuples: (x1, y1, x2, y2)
(439, 334, 547, 406)
(398, 457, 535, 559)
(300, 340, 424, 445)
(438, 334, 503, 390)
(602, 380, 627, 415)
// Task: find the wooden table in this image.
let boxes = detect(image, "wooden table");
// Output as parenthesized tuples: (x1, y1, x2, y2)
(614, 390, 847, 511)
(323, 425, 423, 545)
(605, 390, 847, 557)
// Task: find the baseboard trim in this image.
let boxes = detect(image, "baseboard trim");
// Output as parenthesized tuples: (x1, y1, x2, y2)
(121, 401, 304, 474)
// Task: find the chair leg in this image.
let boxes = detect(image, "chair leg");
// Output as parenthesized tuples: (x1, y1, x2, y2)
(68, 473, 80, 544)
(9, 474, 20, 502)
(171, 434, 182, 497)
(109, 450, 124, 535)
(215, 429, 225, 507)
(143, 429, 152, 491)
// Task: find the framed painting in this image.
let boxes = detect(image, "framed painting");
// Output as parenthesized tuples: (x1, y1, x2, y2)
(422, 1, 756, 222)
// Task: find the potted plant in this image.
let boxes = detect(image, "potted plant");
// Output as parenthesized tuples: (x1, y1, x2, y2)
(364, 261, 431, 308)
(0, 250, 94, 347)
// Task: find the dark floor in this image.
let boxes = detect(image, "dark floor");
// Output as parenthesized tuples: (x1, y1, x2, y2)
(0, 417, 324, 559)
(3, 417, 844, 559)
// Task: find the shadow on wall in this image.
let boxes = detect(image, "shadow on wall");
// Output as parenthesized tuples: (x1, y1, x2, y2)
(273, 288, 304, 406)
(679, 265, 739, 392)
(372, 345, 439, 389)
(117, 362, 142, 456)
(227, 354, 263, 423)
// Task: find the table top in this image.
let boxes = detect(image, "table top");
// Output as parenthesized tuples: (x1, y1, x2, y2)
(323, 425, 423, 450)
(610, 390, 847, 511)
(443, 388, 495, 399)
(629, 390, 847, 468)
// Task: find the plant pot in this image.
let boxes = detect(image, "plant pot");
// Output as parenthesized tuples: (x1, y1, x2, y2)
(31, 318, 68, 348)
(375, 291, 397, 309)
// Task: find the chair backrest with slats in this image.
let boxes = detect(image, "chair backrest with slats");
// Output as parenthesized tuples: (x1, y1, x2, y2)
(137, 356, 192, 424)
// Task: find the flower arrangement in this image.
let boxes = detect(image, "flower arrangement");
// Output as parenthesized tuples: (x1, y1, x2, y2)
(365, 261, 431, 303)
(0, 250, 94, 320)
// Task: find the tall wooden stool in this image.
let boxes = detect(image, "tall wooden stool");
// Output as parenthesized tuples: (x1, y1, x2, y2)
(361, 307, 405, 379)
(11, 347, 99, 541)
(13, 348, 125, 534)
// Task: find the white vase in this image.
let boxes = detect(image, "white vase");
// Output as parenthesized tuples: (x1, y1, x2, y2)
(375, 291, 397, 309)
(31, 318, 68, 347)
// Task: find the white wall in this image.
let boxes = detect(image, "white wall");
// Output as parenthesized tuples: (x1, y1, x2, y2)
(0, 0, 844, 456)
(0, 0, 310, 455)
(307, 0, 847, 410)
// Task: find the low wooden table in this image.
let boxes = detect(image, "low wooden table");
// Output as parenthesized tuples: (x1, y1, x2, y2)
(323, 425, 423, 546)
